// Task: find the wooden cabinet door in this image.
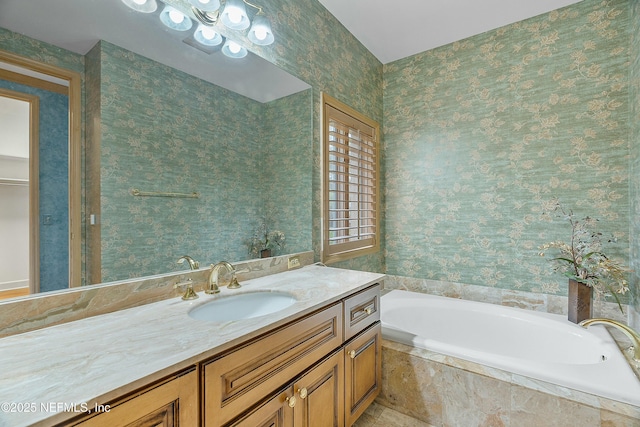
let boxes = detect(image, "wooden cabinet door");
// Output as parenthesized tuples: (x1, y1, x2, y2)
(227, 388, 294, 427)
(344, 323, 381, 427)
(70, 369, 198, 427)
(292, 350, 344, 427)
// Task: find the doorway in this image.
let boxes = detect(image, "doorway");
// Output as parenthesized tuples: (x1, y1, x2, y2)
(0, 91, 37, 298)
(0, 50, 81, 297)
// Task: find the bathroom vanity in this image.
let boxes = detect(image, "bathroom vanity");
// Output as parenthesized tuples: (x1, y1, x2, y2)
(0, 265, 383, 427)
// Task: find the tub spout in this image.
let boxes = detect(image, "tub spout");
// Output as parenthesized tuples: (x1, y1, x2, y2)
(579, 318, 640, 362)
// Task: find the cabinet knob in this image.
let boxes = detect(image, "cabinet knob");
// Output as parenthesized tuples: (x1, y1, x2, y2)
(349, 350, 356, 359)
(365, 307, 373, 315)
(298, 387, 308, 399)
(286, 395, 297, 408)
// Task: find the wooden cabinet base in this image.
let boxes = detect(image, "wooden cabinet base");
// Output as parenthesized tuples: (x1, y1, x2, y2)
(60, 283, 381, 427)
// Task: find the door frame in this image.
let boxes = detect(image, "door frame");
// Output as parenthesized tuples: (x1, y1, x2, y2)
(0, 49, 82, 290)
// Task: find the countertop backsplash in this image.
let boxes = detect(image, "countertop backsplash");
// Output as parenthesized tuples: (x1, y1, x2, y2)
(0, 251, 314, 338)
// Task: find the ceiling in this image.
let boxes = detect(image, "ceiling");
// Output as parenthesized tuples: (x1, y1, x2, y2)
(0, 0, 584, 98)
(318, 0, 583, 64)
(0, 0, 309, 103)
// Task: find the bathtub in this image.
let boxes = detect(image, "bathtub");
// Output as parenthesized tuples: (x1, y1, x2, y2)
(381, 289, 640, 407)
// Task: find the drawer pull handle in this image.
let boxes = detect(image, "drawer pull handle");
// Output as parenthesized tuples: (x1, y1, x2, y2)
(286, 395, 297, 408)
(349, 350, 356, 359)
(364, 307, 373, 315)
(298, 387, 308, 399)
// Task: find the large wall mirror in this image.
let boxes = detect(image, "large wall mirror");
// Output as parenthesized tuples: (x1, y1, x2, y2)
(0, 0, 313, 299)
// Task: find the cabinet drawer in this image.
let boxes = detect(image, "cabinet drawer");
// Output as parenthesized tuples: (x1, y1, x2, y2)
(343, 284, 380, 341)
(203, 303, 343, 426)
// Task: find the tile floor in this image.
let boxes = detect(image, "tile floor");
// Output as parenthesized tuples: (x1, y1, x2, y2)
(353, 402, 433, 427)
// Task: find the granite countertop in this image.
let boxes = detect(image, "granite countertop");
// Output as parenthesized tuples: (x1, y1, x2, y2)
(0, 265, 384, 427)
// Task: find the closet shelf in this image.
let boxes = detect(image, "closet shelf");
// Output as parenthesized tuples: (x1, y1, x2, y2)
(0, 178, 28, 187)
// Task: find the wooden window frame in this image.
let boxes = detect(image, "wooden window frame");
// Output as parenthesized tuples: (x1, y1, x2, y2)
(321, 92, 380, 264)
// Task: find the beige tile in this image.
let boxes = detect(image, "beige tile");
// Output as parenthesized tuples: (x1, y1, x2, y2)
(600, 408, 640, 427)
(378, 346, 444, 425)
(510, 385, 601, 427)
(439, 366, 510, 427)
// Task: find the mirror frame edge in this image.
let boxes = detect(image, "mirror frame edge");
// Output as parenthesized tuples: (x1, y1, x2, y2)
(0, 49, 82, 290)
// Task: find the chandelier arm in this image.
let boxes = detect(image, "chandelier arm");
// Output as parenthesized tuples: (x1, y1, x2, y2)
(192, 7, 219, 25)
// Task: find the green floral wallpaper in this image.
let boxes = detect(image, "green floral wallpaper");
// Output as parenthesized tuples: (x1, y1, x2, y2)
(11, 0, 639, 307)
(383, 0, 631, 301)
(263, 91, 313, 254)
(630, 0, 640, 326)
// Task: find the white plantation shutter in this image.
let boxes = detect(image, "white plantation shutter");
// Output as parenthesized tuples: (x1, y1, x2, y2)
(322, 94, 379, 262)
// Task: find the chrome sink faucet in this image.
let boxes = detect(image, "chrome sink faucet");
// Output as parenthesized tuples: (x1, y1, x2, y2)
(206, 261, 241, 294)
(177, 255, 199, 270)
(579, 318, 640, 362)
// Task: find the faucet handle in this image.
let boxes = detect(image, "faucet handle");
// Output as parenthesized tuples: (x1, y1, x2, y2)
(227, 273, 241, 289)
(174, 279, 199, 300)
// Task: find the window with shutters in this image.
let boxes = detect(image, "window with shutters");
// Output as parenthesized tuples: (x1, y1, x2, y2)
(321, 93, 380, 263)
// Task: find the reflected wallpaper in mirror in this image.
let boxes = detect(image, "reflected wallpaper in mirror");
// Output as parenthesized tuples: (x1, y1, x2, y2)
(0, 26, 312, 291)
(85, 41, 312, 284)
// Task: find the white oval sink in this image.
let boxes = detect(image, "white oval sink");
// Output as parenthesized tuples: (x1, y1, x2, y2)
(188, 291, 297, 322)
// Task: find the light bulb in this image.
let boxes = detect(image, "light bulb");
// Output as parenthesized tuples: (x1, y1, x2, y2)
(122, 0, 157, 13)
(160, 5, 193, 31)
(222, 40, 247, 58)
(220, 0, 249, 30)
(229, 41, 241, 54)
(201, 27, 216, 40)
(194, 25, 222, 46)
(248, 14, 274, 45)
(188, 0, 220, 12)
(169, 9, 185, 24)
(254, 27, 267, 41)
(228, 9, 242, 24)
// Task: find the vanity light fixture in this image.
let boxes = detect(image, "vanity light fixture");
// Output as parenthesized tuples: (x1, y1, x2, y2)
(122, 0, 274, 59)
